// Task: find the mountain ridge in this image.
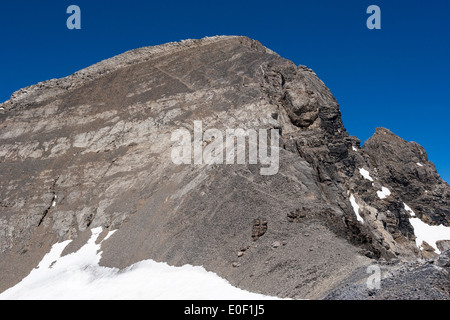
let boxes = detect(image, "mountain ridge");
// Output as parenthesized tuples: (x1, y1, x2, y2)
(0, 36, 449, 299)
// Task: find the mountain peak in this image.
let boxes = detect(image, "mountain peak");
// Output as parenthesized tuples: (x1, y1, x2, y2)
(0, 37, 449, 299)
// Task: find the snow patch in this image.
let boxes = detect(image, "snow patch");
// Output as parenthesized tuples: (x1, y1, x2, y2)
(349, 194, 364, 223)
(403, 203, 450, 254)
(0, 228, 279, 300)
(377, 187, 391, 199)
(103, 229, 116, 241)
(359, 168, 374, 182)
(416, 163, 423, 167)
(409, 218, 450, 254)
(51, 195, 57, 207)
(352, 146, 358, 152)
(403, 203, 415, 217)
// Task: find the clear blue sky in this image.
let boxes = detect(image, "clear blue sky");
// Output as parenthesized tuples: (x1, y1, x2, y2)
(1, 0, 449, 182)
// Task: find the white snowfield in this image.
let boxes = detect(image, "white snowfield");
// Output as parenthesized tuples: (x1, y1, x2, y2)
(0, 228, 281, 300)
(404, 203, 450, 254)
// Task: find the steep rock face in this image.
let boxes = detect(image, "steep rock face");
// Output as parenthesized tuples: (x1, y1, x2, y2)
(0, 36, 449, 299)
(363, 128, 450, 226)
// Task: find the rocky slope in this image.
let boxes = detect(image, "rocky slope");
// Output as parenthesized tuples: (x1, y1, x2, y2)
(325, 250, 450, 300)
(0, 36, 449, 299)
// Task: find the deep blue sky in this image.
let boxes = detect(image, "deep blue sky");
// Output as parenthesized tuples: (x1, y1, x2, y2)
(1, 1, 449, 182)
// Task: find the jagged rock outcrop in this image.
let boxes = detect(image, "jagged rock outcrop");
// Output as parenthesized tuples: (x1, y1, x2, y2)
(364, 127, 450, 226)
(0, 36, 449, 299)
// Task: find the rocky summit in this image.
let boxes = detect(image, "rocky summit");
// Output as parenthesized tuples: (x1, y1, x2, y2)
(0, 36, 449, 299)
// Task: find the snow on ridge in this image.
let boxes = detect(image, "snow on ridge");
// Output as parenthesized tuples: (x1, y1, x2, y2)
(0, 228, 280, 300)
(359, 168, 374, 182)
(377, 187, 391, 199)
(349, 194, 364, 223)
(403, 203, 450, 254)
